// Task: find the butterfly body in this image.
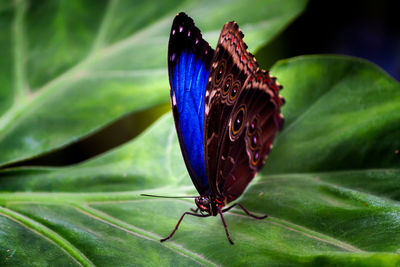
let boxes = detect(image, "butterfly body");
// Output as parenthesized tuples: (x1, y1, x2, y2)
(166, 12, 284, 244)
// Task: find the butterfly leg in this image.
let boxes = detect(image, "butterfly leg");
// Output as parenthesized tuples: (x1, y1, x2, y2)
(190, 207, 199, 213)
(218, 207, 234, 245)
(160, 211, 209, 242)
(222, 203, 268, 219)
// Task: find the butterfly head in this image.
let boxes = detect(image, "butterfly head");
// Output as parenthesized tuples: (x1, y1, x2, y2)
(195, 195, 225, 216)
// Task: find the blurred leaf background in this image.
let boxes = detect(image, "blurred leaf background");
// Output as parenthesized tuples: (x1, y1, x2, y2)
(0, 0, 399, 266)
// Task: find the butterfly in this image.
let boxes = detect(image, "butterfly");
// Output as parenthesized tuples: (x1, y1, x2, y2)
(166, 12, 284, 244)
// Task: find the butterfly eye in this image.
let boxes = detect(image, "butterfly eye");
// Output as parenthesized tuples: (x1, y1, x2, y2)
(222, 76, 232, 96)
(229, 83, 240, 101)
(251, 150, 260, 166)
(215, 62, 225, 84)
(232, 106, 246, 136)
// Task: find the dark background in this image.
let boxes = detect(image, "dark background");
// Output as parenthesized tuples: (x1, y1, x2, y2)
(258, 0, 399, 80)
(11, 0, 399, 168)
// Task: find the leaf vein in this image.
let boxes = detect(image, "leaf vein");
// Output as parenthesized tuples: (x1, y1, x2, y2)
(0, 206, 94, 267)
(75, 204, 218, 266)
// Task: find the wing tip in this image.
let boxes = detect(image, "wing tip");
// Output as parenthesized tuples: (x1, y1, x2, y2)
(168, 12, 214, 70)
(218, 21, 258, 73)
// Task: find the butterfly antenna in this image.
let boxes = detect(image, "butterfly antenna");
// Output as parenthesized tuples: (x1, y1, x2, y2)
(140, 194, 198, 199)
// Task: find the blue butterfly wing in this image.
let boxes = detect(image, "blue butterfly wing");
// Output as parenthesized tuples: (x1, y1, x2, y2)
(168, 13, 214, 195)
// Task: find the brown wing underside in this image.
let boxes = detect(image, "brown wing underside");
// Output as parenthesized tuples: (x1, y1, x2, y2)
(204, 21, 284, 203)
(216, 71, 284, 203)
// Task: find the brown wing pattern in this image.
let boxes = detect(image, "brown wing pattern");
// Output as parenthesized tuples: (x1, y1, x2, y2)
(217, 70, 284, 203)
(204, 22, 284, 203)
(204, 22, 257, 195)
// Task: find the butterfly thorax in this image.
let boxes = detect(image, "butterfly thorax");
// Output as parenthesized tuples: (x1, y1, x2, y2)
(195, 195, 225, 216)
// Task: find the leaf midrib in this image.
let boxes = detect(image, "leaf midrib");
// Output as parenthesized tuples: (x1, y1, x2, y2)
(0, 2, 173, 138)
(2, 196, 369, 257)
(77, 204, 218, 266)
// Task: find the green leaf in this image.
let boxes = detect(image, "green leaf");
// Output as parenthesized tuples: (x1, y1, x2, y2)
(0, 0, 307, 167)
(1, 54, 400, 265)
(267, 55, 400, 173)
